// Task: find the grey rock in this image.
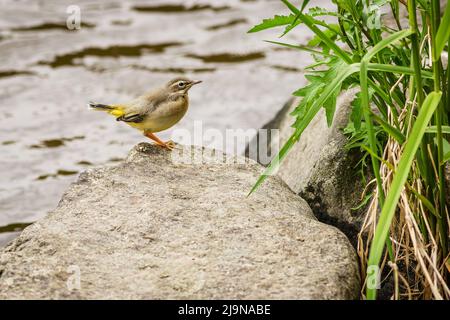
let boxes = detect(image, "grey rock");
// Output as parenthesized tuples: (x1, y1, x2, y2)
(248, 90, 367, 245)
(0, 143, 360, 299)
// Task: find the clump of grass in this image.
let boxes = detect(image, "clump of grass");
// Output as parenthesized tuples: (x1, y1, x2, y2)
(249, 0, 450, 299)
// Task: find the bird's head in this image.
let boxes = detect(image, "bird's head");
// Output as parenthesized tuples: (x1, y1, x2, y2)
(166, 77, 202, 94)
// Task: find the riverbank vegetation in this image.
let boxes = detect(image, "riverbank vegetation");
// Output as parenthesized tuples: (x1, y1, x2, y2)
(249, 0, 450, 299)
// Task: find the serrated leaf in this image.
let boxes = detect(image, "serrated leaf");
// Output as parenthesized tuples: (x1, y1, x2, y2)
(308, 6, 337, 17)
(324, 86, 340, 127)
(307, 24, 340, 46)
(250, 63, 359, 196)
(291, 58, 347, 126)
(248, 14, 295, 33)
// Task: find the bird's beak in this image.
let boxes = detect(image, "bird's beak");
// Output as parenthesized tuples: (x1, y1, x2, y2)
(191, 80, 202, 86)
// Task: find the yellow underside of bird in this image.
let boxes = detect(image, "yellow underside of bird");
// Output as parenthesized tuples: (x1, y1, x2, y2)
(91, 103, 187, 133)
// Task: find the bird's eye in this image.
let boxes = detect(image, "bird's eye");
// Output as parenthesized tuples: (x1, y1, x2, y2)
(178, 82, 185, 88)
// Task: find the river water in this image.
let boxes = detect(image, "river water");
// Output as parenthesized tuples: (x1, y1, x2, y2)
(0, 0, 332, 246)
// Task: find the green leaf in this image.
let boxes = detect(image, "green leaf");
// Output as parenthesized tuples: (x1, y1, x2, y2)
(296, 12, 352, 63)
(334, 0, 357, 15)
(434, 2, 450, 61)
(425, 125, 450, 134)
(281, 0, 352, 63)
(308, 6, 337, 17)
(292, 63, 359, 136)
(280, 4, 340, 37)
(443, 151, 450, 164)
(281, 0, 300, 15)
(437, 138, 450, 164)
(352, 193, 373, 211)
(366, 91, 442, 300)
(307, 24, 340, 46)
(264, 40, 332, 56)
(300, 0, 310, 12)
(367, 63, 433, 78)
(408, 187, 438, 217)
(324, 85, 340, 127)
(362, 29, 413, 62)
(248, 14, 295, 33)
(441, 138, 450, 155)
(247, 133, 297, 196)
(372, 113, 406, 144)
(249, 63, 359, 195)
(292, 58, 347, 126)
(350, 92, 363, 131)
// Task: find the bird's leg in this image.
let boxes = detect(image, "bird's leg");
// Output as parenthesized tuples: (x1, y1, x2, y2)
(144, 132, 174, 150)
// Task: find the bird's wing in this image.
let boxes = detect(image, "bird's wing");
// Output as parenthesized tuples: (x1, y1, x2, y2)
(115, 88, 170, 123)
(116, 113, 146, 123)
(114, 97, 147, 123)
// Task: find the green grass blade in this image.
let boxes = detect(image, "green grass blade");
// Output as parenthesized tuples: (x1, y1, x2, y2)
(366, 91, 442, 300)
(434, 2, 450, 60)
(367, 63, 433, 78)
(281, 0, 300, 15)
(247, 133, 297, 196)
(372, 113, 406, 144)
(264, 40, 333, 56)
(296, 12, 352, 63)
(425, 125, 450, 134)
(363, 29, 413, 62)
(360, 62, 383, 186)
(281, 0, 352, 63)
(408, 187, 439, 217)
(248, 14, 295, 33)
(443, 151, 450, 164)
(300, 0, 310, 12)
(440, 138, 450, 164)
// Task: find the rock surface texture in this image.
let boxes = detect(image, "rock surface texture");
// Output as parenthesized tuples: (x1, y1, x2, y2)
(0, 143, 360, 299)
(248, 90, 367, 245)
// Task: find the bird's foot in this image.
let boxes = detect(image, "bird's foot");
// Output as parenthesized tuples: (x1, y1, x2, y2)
(144, 132, 175, 151)
(152, 140, 175, 150)
(163, 140, 175, 150)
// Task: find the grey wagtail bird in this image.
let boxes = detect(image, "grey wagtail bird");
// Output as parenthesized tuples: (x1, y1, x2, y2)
(89, 77, 202, 150)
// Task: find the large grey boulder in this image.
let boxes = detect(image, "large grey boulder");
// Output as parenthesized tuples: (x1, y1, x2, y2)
(0, 143, 360, 299)
(248, 90, 367, 245)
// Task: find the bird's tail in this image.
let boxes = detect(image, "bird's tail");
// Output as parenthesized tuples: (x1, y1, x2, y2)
(88, 101, 114, 110)
(88, 101, 125, 118)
